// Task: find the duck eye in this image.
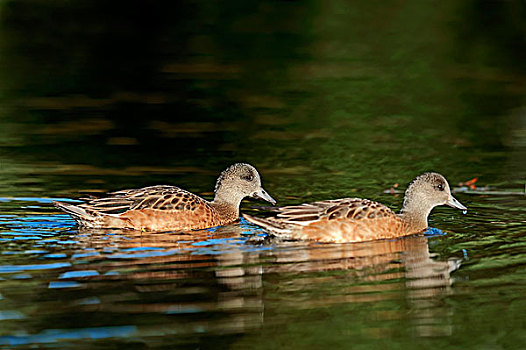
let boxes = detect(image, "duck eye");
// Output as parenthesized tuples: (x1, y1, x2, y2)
(241, 174, 254, 182)
(436, 183, 444, 191)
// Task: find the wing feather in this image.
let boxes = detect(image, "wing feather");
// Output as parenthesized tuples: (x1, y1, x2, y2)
(78, 185, 211, 214)
(272, 198, 395, 225)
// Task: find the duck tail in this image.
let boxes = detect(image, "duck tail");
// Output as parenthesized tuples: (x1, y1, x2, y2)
(242, 213, 293, 236)
(53, 201, 101, 228)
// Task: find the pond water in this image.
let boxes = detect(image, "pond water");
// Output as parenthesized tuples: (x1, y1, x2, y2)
(0, 0, 525, 349)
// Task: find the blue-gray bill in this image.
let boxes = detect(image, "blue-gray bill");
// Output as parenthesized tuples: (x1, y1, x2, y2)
(446, 196, 467, 211)
(252, 188, 276, 205)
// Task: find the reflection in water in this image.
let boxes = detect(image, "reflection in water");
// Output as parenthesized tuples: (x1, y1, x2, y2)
(262, 235, 461, 338)
(0, 202, 462, 346)
(7, 221, 459, 345)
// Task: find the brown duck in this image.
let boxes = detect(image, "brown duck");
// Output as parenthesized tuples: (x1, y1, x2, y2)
(243, 172, 466, 243)
(54, 163, 276, 231)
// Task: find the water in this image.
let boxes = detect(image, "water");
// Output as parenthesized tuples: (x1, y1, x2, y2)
(0, 0, 525, 349)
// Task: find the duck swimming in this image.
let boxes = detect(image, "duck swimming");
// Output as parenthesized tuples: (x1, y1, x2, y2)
(243, 172, 466, 243)
(54, 163, 276, 231)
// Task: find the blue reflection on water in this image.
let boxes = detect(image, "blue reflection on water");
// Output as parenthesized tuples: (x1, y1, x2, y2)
(0, 310, 25, 320)
(24, 250, 48, 254)
(48, 281, 83, 288)
(11, 274, 32, 279)
(59, 270, 100, 279)
(0, 263, 71, 273)
(424, 227, 446, 236)
(0, 326, 138, 346)
(0, 197, 82, 204)
(71, 252, 100, 259)
(44, 253, 68, 259)
(0, 214, 75, 229)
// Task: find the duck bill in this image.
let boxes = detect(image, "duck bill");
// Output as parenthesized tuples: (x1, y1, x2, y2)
(252, 188, 276, 205)
(446, 195, 467, 210)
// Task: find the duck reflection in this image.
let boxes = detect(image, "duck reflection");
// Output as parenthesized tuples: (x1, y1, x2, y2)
(48, 225, 265, 338)
(54, 227, 460, 339)
(262, 234, 461, 338)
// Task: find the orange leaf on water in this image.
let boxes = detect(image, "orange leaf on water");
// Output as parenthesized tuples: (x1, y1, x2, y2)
(464, 177, 478, 186)
(459, 177, 478, 188)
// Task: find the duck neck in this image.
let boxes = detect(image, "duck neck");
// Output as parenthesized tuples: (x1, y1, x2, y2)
(211, 190, 242, 220)
(398, 196, 432, 233)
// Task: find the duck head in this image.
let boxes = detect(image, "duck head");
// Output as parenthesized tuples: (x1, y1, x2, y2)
(213, 163, 276, 207)
(401, 172, 467, 222)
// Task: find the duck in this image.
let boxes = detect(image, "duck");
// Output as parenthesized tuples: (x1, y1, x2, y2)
(54, 163, 276, 231)
(242, 172, 466, 243)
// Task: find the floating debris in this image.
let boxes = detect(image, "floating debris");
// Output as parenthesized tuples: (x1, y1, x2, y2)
(458, 177, 478, 190)
(452, 187, 525, 196)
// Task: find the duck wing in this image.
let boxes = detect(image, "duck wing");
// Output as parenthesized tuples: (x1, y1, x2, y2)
(274, 198, 395, 225)
(78, 185, 211, 214)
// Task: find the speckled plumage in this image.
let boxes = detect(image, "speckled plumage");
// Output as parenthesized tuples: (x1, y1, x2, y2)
(243, 172, 466, 243)
(55, 163, 276, 231)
